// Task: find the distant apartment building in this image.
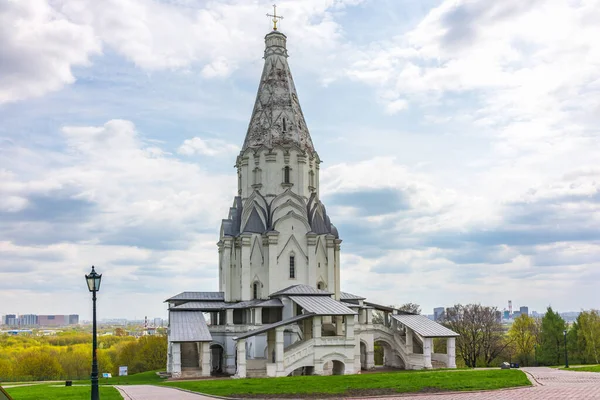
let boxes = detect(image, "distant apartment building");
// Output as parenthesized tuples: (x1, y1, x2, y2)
(153, 317, 162, 327)
(19, 314, 38, 326)
(503, 310, 510, 320)
(520, 306, 529, 316)
(38, 315, 68, 326)
(433, 307, 445, 322)
(513, 311, 521, 319)
(2, 314, 79, 327)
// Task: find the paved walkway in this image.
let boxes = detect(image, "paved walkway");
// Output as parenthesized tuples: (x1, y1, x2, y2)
(357, 367, 600, 399)
(115, 385, 217, 400)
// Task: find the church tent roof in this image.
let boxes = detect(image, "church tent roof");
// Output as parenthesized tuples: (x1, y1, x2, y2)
(290, 296, 357, 316)
(391, 314, 459, 338)
(270, 284, 332, 297)
(165, 291, 224, 302)
(169, 311, 212, 342)
(234, 313, 315, 341)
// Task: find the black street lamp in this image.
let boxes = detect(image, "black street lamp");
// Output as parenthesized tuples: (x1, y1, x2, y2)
(85, 266, 102, 400)
(563, 329, 569, 369)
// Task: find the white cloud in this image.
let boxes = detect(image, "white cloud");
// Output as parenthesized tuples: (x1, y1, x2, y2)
(178, 137, 239, 156)
(0, 0, 101, 104)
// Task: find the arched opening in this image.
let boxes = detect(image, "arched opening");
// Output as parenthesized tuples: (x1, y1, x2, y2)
(360, 341, 367, 370)
(253, 282, 259, 299)
(288, 366, 314, 376)
(374, 339, 405, 370)
(283, 166, 290, 183)
(317, 281, 323, 290)
(210, 344, 225, 375)
(322, 360, 345, 376)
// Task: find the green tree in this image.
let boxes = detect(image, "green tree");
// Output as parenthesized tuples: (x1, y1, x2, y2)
(538, 306, 566, 365)
(16, 348, 64, 380)
(508, 314, 538, 366)
(577, 310, 600, 364)
(133, 336, 167, 372)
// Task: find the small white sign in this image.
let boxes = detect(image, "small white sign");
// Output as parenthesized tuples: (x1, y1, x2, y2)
(102, 373, 112, 378)
(119, 366, 128, 376)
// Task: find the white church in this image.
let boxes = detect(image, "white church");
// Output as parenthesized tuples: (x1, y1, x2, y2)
(166, 23, 458, 379)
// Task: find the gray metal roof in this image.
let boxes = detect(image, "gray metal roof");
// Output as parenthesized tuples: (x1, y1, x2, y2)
(290, 296, 357, 316)
(363, 301, 414, 314)
(169, 311, 212, 342)
(171, 301, 229, 310)
(234, 313, 315, 340)
(270, 284, 332, 297)
(165, 291, 224, 302)
(340, 292, 366, 300)
(391, 314, 459, 338)
(227, 298, 284, 309)
(257, 298, 284, 308)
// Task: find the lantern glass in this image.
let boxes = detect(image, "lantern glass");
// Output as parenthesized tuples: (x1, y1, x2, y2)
(85, 266, 102, 292)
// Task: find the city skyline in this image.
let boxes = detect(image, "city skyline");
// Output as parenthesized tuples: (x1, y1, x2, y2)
(1, 0, 599, 320)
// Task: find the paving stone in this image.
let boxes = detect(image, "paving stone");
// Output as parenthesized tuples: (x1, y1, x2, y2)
(351, 367, 600, 400)
(115, 385, 218, 400)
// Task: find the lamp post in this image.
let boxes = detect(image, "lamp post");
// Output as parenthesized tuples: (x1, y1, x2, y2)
(86, 266, 102, 400)
(563, 329, 569, 369)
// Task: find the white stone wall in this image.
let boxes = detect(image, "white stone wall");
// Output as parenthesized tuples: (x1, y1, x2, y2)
(219, 146, 339, 301)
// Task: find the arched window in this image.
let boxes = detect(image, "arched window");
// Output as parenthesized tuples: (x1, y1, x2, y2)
(253, 282, 259, 299)
(317, 282, 323, 290)
(253, 167, 262, 185)
(284, 166, 290, 184)
(282, 117, 287, 132)
(309, 170, 315, 187)
(289, 255, 295, 279)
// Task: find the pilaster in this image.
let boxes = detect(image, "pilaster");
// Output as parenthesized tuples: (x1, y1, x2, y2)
(171, 342, 181, 378)
(447, 337, 456, 368)
(201, 342, 211, 376)
(312, 316, 322, 338)
(240, 234, 252, 300)
(266, 231, 279, 295)
(423, 337, 433, 369)
(235, 339, 247, 378)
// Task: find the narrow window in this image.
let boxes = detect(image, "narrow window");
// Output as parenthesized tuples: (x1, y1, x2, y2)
(253, 282, 258, 299)
(282, 117, 286, 132)
(289, 255, 295, 279)
(284, 166, 290, 184)
(317, 282, 322, 290)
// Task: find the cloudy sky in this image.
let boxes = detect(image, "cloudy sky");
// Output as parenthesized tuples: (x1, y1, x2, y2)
(1, 0, 599, 321)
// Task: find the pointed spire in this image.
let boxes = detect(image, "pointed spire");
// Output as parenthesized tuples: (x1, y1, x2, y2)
(242, 30, 315, 154)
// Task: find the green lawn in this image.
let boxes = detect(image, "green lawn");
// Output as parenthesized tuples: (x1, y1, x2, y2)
(164, 369, 531, 398)
(5, 384, 122, 400)
(561, 365, 600, 372)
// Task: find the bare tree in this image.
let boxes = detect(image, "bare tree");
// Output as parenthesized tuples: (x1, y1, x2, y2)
(398, 303, 421, 314)
(442, 304, 509, 367)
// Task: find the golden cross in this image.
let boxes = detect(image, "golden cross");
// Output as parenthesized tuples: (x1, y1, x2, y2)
(266, 4, 283, 31)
